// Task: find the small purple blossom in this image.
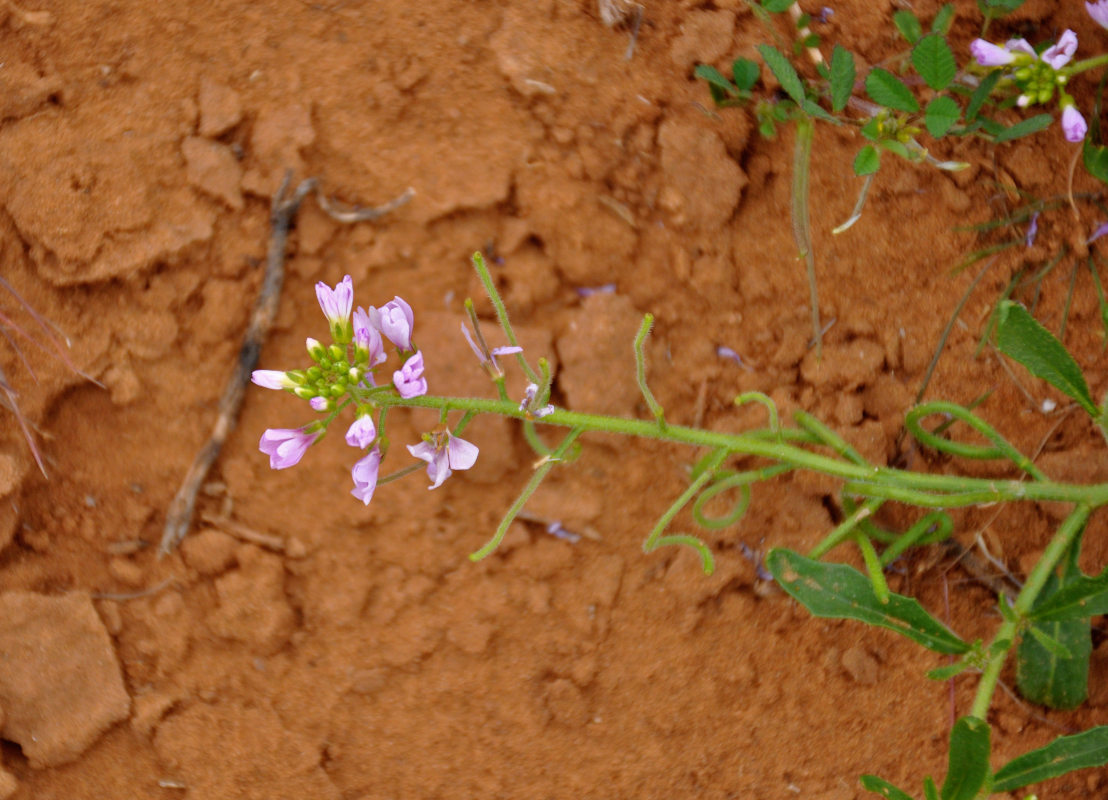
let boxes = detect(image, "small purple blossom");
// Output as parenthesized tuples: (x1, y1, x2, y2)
(251, 369, 296, 390)
(393, 351, 428, 398)
(1042, 30, 1078, 70)
(1025, 211, 1040, 248)
(351, 447, 382, 505)
(1087, 220, 1108, 244)
(316, 275, 354, 343)
(1062, 104, 1088, 142)
(345, 414, 377, 449)
(310, 396, 329, 412)
(407, 432, 479, 489)
(259, 426, 319, 470)
(1089, 0, 1108, 29)
(519, 382, 554, 418)
(353, 307, 386, 367)
(970, 38, 1018, 67)
(370, 296, 415, 350)
(461, 322, 522, 375)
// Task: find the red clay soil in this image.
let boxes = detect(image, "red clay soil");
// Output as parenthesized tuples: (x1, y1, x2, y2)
(2, 1, 1108, 798)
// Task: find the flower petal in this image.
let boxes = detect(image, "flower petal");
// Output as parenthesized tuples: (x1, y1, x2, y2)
(351, 448, 382, 505)
(446, 434, 479, 471)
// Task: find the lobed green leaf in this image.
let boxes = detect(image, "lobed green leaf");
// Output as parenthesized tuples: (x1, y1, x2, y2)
(931, 4, 956, 34)
(853, 144, 881, 176)
(757, 44, 806, 107)
(829, 44, 855, 113)
(912, 34, 956, 91)
(695, 64, 739, 99)
(993, 726, 1108, 791)
(766, 548, 969, 654)
(892, 9, 922, 44)
(732, 57, 760, 92)
(996, 301, 1098, 416)
(865, 68, 919, 113)
(924, 96, 959, 138)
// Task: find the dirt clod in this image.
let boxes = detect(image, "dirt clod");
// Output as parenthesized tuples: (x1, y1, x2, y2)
(0, 591, 130, 767)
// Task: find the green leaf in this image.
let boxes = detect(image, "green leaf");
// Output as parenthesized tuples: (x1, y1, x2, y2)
(892, 9, 922, 44)
(940, 717, 990, 800)
(965, 71, 1000, 121)
(757, 44, 806, 106)
(978, 0, 1026, 13)
(926, 659, 970, 681)
(1083, 139, 1108, 185)
(732, 57, 760, 91)
(994, 113, 1054, 142)
(860, 774, 916, 800)
(1018, 535, 1091, 709)
(1029, 625, 1074, 660)
(766, 548, 969, 654)
(854, 144, 881, 176)
(994, 726, 1108, 791)
(924, 96, 960, 138)
(880, 139, 912, 160)
(762, 0, 793, 11)
(923, 777, 939, 800)
(912, 34, 956, 91)
(860, 117, 881, 141)
(996, 301, 1098, 416)
(802, 99, 838, 123)
(829, 44, 855, 113)
(695, 64, 739, 101)
(931, 4, 956, 35)
(865, 68, 919, 113)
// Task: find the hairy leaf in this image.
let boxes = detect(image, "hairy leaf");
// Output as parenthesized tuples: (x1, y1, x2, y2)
(865, 68, 919, 112)
(766, 548, 969, 654)
(912, 34, 956, 91)
(732, 57, 760, 91)
(829, 44, 855, 113)
(940, 717, 990, 800)
(860, 774, 915, 800)
(853, 144, 881, 176)
(994, 726, 1108, 791)
(994, 113, 1054, 142)
(996, 301, 1098, 416)
(892, 9, 922, 44)
(758, 44, 806, 106)
(924, 96, 959, 138)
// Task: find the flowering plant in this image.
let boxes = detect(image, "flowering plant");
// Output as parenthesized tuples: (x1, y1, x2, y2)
(696, 0, 1108, 353)
(253, 251, 1108, 798)
(251, 275, 477, 504)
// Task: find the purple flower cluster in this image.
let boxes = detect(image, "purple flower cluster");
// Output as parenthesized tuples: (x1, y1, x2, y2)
(251, 275, 477, 505)
(969, 28, 1087, 143)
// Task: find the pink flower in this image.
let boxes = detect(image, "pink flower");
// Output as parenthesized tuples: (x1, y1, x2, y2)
(345, 414, 377, 449)
(259, 426, 319, 470)
(1062, 104, 1088, 142)
(251, 369, 296, 390)
(351, 447, 382, 505)
(461, 322, 522, 375)
(316, 275, 354, 343)
(393, 351, 428, 398)
(970, 38, 1018, 67)
(369, 297, 415, 350)
(1089, 0, 1108, 29)
(407, 432, 479, 489)
(1041, 30, 1078, 70)
(353, 307, 386, 367)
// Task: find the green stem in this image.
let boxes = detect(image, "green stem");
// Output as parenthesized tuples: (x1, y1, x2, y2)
(1065, 53, 1108, 77)
(468, 428, 583, 562)
(793, 116, 820, 357)
(374, 393, 1108, 508)
(969, 504, 1092, 720)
